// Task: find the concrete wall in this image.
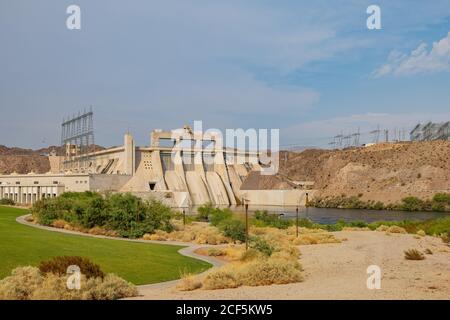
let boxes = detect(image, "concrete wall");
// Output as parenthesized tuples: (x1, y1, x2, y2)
(89, 174, 132, 193)
(0, 173, 90, 205)
(241, 189, 316, 206)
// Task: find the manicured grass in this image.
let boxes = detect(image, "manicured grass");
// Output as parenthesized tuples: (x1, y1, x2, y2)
(0, 206, 211, 285)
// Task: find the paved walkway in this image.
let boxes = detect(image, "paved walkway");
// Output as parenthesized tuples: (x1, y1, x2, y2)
(16, 214, 225, 292)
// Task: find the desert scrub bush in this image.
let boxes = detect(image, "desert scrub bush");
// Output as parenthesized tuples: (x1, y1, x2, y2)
(416, 229, 426, 237)
(196, 202, 215, 221)
(207, 248, 227, 256)
(292, 233, 341, 245)
(82, 274, 138, 300)
(51, 219, 69, 229)
(375, 225, 389, 232)
(398, 196, 425, 211)
(385, 226, 407, 234)
(219, 219, 246, 242)
(202, 268, 241, 290)
(441, 231, 450, 244)
(38, 256, 105, 279)
(342, 226, 370, 231)
(249, 236, 274, 256)
(0, 267, 43, 300)
(432, 193, 450, 205)
(237, 258, 303, 286)
(311, 193, 450, 212)
(142, 229, 169, 241)
(202, 246, 302, 290)
(32, 192, 175, 239)
(176, 272, 202, 291)
(404, 249, 425, 261)
(0, 267, 137, 300)
(252, 210, 292, 229)
(146, 222, 231, 244)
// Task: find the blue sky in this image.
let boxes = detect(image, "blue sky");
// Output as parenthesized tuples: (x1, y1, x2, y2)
(1, 0, 450, 149)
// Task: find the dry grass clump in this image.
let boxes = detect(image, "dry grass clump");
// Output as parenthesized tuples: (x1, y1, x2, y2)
(238, 258, 303, 286)
(143, 230, 169, 241)
(143, 222, 231, 245)
(88, 226, 118, 237)
(386, 226, 407, 234)
(200, 245, 302, 290)
(292, 233, 341, 245)
(342, 226, 370, 231)
(440, 233, 449, 243)
(376, 225, 407, 234)
(51, 219, 68, 229)
(81, 274, 138, 300)
(176, 272, 202, 291)
(38, 256, 105, 279)
(207, 248, 227, 257)
(417, 230, 426, 237)
(424, 248, 433, 255)
(404, 249, 425, 260)
(0, 267, 42, 300)
(250, 226, 339, 247)
(375, 225, 389, 232)
(202, 268, 241, 290)
(223, 246, 246, 261)
(0, 267, 137, 300)
(61, 223, 88, 233)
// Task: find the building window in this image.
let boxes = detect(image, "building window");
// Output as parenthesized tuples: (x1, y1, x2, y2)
(53, 181, 58, 185)
(15, 182, 20, 185)
(34, 181, 39, 185)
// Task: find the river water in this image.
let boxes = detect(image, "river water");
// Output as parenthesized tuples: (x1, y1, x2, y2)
(182, 205, 449, 224)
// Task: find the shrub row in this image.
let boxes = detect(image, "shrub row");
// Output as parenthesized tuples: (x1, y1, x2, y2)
(252, 210, 292, 229)
(0, 266, 137, 300)
(310, 193, 450, 212)
(296, 216, 450, 238)
(32, 192, 174, 238)
(0, 198, 15, 205)
(196, 204, 246, 242)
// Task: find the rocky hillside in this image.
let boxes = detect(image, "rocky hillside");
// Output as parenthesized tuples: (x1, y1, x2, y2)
(280, 141, 450, 203)
(0, 145, 59, 174)
(0, 145, 103, 174)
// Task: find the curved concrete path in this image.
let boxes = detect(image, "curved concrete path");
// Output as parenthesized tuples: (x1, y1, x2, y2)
(16, 214, 226, 292)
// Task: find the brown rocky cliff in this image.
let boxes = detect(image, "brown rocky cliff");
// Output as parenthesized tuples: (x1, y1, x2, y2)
(279, 141, 450, 203)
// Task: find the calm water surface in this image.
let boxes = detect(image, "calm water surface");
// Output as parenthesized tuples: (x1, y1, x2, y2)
(182, 205, 449, 224)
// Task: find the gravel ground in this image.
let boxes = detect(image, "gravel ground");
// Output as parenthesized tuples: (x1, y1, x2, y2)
(135, 231, 450, 300)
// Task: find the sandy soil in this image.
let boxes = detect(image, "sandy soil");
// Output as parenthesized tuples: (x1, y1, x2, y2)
(135, 231, 450, 300)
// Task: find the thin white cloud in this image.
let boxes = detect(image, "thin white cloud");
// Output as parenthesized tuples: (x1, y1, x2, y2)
(373, 31, 450, 77)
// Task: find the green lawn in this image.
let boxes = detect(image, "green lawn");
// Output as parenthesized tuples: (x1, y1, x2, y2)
(0, 206, 211, 285)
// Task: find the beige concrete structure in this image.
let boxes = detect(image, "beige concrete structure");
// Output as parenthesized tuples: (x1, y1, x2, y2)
(0, 173, 130, 205)
(0, 126, 313, 207)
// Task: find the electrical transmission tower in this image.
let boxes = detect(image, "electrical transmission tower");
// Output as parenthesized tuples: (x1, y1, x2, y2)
(343, 134, 352, 147)
(334, 133, 343, 148)
(61, 107, 95, 173)
(383, 129, 389, 142)
(370, 125, 381, 143)
(351, 128, 361, 147)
